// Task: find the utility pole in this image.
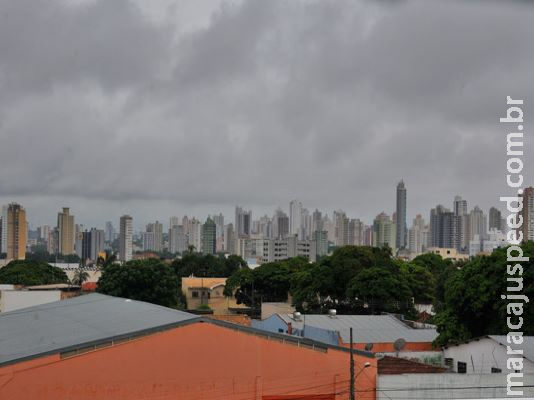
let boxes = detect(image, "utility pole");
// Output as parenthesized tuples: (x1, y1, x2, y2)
(350, 327, 355, 400)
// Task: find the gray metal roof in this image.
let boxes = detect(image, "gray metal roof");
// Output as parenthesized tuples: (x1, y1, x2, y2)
(279, 314, 438, 343)
(0, 293, 199, 366)
(489, 335, 534, 363)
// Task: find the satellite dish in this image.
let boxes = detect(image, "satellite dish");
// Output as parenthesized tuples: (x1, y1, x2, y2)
(393, 338, 406, 352)
(364, 343, 374, 351)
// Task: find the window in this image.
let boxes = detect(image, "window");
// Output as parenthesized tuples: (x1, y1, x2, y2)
(457, 362, 467, 373)
(278, 328, 284, 333)
(444, 358, 453, 369)
(192, 291, 199, 298)
(491, 367, 502, 373)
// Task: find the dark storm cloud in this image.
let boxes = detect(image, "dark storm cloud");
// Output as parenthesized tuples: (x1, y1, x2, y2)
(0, 0, 533, 227)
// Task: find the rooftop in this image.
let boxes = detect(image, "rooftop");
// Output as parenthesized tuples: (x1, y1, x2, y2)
(279, 313, 438, 344)
(0, 293, 199, 366)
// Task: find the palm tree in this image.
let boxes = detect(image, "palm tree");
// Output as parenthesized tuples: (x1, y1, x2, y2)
(71, 267, 90, 286)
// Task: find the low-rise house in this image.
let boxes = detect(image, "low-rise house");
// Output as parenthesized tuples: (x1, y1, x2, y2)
(443, 335, 534, 374)
(252, 312, 439, 357)
(181, 277, 249, 315)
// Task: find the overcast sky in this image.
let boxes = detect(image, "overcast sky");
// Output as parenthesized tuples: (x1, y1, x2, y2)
(1, 0, 533, 229)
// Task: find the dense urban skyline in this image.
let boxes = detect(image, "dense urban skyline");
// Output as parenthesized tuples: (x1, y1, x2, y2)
(0, 0, 533, 227)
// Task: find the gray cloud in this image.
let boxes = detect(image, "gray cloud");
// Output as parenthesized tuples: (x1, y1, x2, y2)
(0, 0, 533, 228)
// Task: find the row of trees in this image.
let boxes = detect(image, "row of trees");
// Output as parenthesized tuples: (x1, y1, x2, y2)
(2, 244, 532, 346)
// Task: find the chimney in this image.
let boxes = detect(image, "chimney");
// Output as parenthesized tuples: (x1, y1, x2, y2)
(287, 322, 293, 335)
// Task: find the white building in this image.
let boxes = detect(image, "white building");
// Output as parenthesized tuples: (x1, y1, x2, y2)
(469, 229, 507, 257)
(443, 335, 534, 374)
(119, 215, 133, 262)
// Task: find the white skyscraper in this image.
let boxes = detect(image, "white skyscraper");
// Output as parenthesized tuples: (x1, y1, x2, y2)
(289, 200, 302, 237)
(1, 205, 7, 254)
(119, 215, 133, 262)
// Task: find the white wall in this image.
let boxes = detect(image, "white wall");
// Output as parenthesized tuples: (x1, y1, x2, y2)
(378, 373, 534, 399)
(444, 337, 534, 374)
(0, 290, 61, 312)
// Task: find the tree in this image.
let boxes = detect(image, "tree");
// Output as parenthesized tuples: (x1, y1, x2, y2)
(433, 243, 534, 346)
(71, 267, 90, 286)
(97, 250, 117, 270)
(97, 259, 180, 308)
(0, 260, 69, 286)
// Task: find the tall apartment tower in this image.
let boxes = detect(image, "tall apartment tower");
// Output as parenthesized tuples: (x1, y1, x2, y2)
(488, 207, 503, 232)
(289, 200, 302, 237)
(235, 206, 252, 238)
(396, 180, 407, 249)
(201, 217, 216, 255)
(57, 207, 75, 255)
(119, 215, 133, 262)
(5, 203, 27, 260)
(430, 205, 460, 250)
(1, 205, 7, 254)
(372, 212, 396, 252)
(519, 186, 534, 241)
(453, 196, 468, 250)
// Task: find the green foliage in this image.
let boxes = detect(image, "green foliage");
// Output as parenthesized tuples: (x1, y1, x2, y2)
(71, 267, 90, 286)
(433, 243, 534, 346)
(172, 253, 247, 278)
(97, 259, 180, 308)
(197, 303, 212, 311)
(0, 260, 69, 286)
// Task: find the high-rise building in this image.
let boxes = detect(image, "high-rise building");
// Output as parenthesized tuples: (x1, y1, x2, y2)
(5, 203, 27, 260)
(430, 205, 461, 250)
(396, 180, 407, 249)
(1, 206, 7, 254)
(169, 225, 187, 254)
(90, 228, 105, 262)
(201, 217, 216, 255)
(453, 196, 468, 250)
(488, 207, 503, 232)
(273, 208, 289, 239)
(467, 206, 487, 242)
(212, 213, 225, 251)
(224, 223, 235, 254)
(408, 214, 427, 255)
(314, 230, 329, 257)
(119, 215, 133, 262)
(235, 206, 252, 238)
(372, 212, 396, 251)
(104, 221, 115, 244)
(289, 200, 302, 237)
(348, 219, 364, 246)
(334, 210, 349, 246)
(189, 218, 202, 252)
(57, 207, 75, 255)
(519, 186, 534, 242)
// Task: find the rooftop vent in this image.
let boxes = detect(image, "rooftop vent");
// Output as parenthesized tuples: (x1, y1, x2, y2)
(328, 309, 337, 318)
(293, 311, 302, 321)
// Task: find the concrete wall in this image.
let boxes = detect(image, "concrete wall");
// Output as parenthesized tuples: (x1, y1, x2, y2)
(378, 373, 534, 399)
(444, 337, 534, 374)
(0, 290, 61, 313)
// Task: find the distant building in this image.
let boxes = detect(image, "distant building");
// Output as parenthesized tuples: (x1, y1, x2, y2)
(408, 214, 427, 255)
(373, 212, 396, 252)
(235, 206, 252, 238)
(169, 224, 187, 254)
(188, 218, 201, 252)
(261, 236, 317, 263)
(273, 208, 289, 239)
(181, 277, 247, 314)
(488, 207, 503, 232)
(57, 208, 75, 255)
(469, 229, 507, 257)
(119, 215, 133, 262)
(143, 221, 163, 252)
(467, 205, 487, 243)
(520, 186, 534, 241)
(201, 217, 216, 255)
(224, 223, 235, 254)
(427, 247, 469, 262)
(289, 200, 302, 238)
(4, 203, 27, 260)
(396, 180, 407, 249)
(313, 230, 329, 257)
(429, 205, 460, 251)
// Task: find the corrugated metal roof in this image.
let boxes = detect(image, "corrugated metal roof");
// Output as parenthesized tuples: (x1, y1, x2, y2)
(0, 293, 199, 366)
(489, 335, 534, 363)
(278, 314, 438, 343)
